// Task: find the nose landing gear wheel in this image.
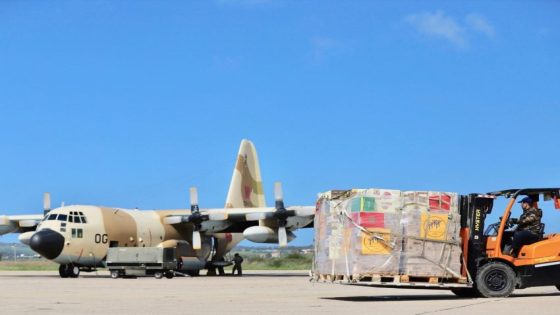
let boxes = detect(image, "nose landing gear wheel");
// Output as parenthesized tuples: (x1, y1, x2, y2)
(58, 264, 80, 278)
(475, 262, 515, 298)
(68, 265, 80, 278)
(59, 264, 69, 278)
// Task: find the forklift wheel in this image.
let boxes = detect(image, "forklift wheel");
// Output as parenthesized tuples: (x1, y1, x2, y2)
(165, 271, 174, 279)
(475, 262, 516, 298)
(450, 288, 480, 298)
(154, 272, 163, 279)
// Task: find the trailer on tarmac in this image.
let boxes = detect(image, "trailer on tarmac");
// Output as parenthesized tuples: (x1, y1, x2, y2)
(107, 247, 177, 279)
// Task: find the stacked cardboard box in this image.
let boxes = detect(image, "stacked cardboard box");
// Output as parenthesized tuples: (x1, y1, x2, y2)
(313, 188, 463, 279)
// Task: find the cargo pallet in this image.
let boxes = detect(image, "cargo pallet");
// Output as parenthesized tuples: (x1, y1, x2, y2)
(312, 272, 470, 289)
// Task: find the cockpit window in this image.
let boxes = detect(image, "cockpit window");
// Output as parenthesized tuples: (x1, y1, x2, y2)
(67, 211, 87, 224)
(47, 214, 57, 220)
(68, 211, 87, 223)
(57, 214, 67, 221)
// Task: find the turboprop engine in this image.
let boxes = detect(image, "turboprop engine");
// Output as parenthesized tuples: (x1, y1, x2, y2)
(242, 226, 296, 244)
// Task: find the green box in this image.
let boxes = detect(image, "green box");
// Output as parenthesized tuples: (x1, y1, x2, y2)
(351, 197, 376, 212)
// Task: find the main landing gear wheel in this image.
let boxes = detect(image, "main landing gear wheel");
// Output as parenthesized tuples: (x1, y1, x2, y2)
(475, 262, 516, 298)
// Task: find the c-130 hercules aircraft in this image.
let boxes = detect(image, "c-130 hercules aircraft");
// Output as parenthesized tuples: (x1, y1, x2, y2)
(0, 140, 315, 278)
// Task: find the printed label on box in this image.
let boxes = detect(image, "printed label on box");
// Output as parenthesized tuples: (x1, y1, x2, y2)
(420, 213, 448, 240)
(361, 228, 391, 255)
(351, 212, 384, 228)
(429, 193, 451, 211)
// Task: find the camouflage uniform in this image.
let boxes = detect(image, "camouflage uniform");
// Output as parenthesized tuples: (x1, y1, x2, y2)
(517, 207, 543, 234)
(511, 207, 543, 256)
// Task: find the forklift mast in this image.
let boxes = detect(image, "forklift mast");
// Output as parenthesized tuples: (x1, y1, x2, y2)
(460, 194, 495, 268)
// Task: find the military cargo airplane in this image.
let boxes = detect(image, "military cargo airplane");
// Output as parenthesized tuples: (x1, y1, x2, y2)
(0, 140, 315, 278)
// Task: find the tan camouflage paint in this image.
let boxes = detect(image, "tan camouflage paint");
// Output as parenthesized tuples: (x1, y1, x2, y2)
(28, 139, 269, 267)
(218, 139, 267, 258)
(225, 139, 266, 208)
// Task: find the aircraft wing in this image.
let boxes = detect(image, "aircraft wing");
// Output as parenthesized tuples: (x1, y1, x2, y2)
(162, 206, 315, 233)
(162, 206, 315, 247)
(0, 214, 43, 235)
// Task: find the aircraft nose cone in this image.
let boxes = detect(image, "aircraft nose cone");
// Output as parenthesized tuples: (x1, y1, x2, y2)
(29, 229, 65, 260)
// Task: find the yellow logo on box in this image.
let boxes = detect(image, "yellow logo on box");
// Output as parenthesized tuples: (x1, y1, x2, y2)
(361, 228, 391, 255)
(421, 213, 448, 240)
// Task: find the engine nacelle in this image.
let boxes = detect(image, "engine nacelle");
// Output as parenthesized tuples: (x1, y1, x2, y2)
(0, 216, 16, 235)
(243, 226, 296, 244)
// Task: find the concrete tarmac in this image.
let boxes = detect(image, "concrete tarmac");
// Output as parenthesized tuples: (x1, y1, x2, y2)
(1, 270, 559, 314)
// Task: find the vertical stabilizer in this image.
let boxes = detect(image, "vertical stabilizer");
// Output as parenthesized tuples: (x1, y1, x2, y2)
(225, 139, 266, 208)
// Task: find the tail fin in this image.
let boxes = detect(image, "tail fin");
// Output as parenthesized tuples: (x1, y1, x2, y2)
(225, 139, 266, 208)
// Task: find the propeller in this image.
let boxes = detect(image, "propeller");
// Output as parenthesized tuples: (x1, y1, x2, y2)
(162, 187, 229, 248)
(43, 193, 51, 216)
(274, 182, 293, 247)
(182, 187, 230, 250)
(244, 182, 315, 247)
(187, 187, 204, 250)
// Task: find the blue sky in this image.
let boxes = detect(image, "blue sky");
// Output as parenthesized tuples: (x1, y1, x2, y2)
(0, 1, 559, 245)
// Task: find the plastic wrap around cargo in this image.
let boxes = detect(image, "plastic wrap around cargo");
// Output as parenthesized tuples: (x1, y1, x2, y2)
(313, 188, 463, 281)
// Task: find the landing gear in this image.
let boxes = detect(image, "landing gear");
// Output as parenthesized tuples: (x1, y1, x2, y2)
(59, 265, 69, 278)
(475, 262, 516, 298)
(58, 264, 80, 278)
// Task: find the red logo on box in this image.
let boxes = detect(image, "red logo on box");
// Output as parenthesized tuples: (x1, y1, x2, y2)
(351, 212, 384, 228)
(429, 194, 451, 211)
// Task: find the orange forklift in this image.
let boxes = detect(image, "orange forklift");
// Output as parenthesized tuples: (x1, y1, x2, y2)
(456, 188, 560, 297)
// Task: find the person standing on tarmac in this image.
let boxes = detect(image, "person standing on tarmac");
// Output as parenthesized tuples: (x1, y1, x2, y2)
(232, 253, 243, 276)
(511, 196, 543, 256)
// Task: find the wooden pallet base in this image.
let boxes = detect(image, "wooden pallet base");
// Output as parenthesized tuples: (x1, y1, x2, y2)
(313, 272, 468, 286)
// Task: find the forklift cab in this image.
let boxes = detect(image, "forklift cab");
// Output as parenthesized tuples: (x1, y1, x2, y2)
(484, 188, 560, 263)
(458, 188, 560, 298)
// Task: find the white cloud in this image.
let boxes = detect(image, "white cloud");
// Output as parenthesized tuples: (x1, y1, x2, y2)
(466, 13, 496, 38)
(405, 11, 466, 47)
(405, 11, 496, 48)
